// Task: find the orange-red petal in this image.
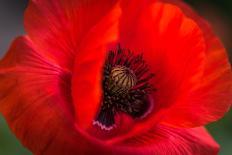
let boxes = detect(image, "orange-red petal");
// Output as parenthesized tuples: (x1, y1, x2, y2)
(0, 36, 73, 153)
(158, 0, 232, 127)
(117, 0, 232, 131)
(0, 36, 109, 155)
(112, 125, 219, 155)
(24, 0, 117, 69)
(72, 2, 121, 129)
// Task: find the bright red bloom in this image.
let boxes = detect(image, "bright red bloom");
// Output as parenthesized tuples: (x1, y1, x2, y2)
(0, 0, 232, 154)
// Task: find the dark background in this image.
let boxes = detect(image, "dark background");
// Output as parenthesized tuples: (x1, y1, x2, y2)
(0, 0, 231, 154)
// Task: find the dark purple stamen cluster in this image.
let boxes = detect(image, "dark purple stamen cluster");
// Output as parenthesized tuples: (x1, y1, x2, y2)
(94, 45, 155, 130)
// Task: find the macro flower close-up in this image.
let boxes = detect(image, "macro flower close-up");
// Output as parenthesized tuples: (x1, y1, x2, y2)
(0, 0, 232, 155)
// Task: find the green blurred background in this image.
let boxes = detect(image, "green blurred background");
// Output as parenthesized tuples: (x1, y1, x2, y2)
(0, 0, 231, 154)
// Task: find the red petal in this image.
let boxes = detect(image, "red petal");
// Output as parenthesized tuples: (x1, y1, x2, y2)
(0, 37, 86, 154)
(157, 0, 232, 127)
(117, 0, 232, 131)
(72, 2, 121, 129)
(111, 124, 219, 155)
(24, 0, 117, 69)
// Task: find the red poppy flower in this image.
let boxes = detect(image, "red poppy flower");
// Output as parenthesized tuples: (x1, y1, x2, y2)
(0, 0, 232, 154)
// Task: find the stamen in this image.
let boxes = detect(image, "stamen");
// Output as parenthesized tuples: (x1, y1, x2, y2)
(94, 45, 155, 130)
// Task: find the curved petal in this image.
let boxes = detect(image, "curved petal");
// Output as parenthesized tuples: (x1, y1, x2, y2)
(0, 37, 77, 154)
(116, 0, 232, 132)
(24, 0, 117, 69)
(112, 125, 219, 155)
(158, 0, 232, 127)
(71, 2, 121, 129)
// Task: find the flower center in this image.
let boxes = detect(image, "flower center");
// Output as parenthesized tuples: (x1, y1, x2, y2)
(109, 66, 137, 95)
(94, 45, 154, 130)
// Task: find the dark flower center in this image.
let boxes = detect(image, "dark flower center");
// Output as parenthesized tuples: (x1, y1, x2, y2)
(109, 66, 137, 95)
(94, 45, 155, 130)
